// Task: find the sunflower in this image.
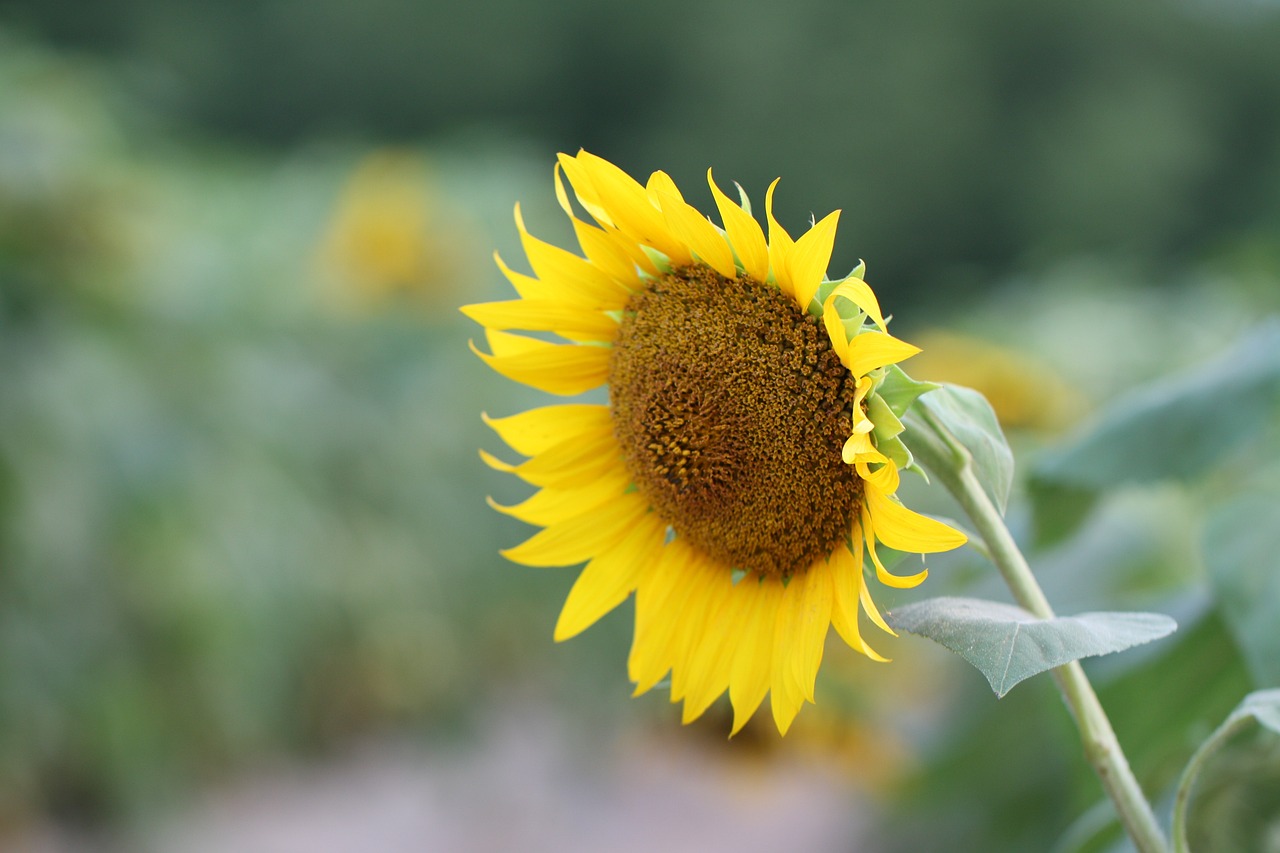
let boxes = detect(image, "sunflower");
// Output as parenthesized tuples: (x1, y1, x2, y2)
(463, 151, 966, 735)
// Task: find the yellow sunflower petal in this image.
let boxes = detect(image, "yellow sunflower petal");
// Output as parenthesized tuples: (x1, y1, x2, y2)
(488, 428, 622, 490)
(485, 468, 630, 526)
(656, 190, 736, 279)
(857, 559, 897, 639)
(573, 152, 683, 258)
(865, 485, 968, 553)
(493, 250, 547, 300)
(482, 404, 611, 457)
(861, 504, 929, 589)
(554, 166, 647, 285)
(844, 331, 921, 377)
(555, 153, 613, 226)
(829, 541, 867, 648)
(787, 209, 840, 311)
(515, 205, 631, 306)
(841, 431, 877, 464)
(826, 276, 887, 331)
(855, 457, 900, 495)
(787, 564, 834, 704)
(645, 170, 683, 201)
(570, 217, 644, 287)
(554, 512, 666, 641)
(502, 492, 649, 567)
(771, 569, 827, 734)
(460, 299, 620, 340)
(667, 552, 721, 703)
(709, 170, 769, 282)
(764, 178, 796, 298)
(822, 300, 853, 367)
(630, 539, 701, 695)
(679, 572, 745, 724)
(728, 575, 783, 736)
(468, 332, 609, 396)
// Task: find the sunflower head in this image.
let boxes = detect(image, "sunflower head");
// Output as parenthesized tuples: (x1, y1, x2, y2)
(464, 151, 966, 735)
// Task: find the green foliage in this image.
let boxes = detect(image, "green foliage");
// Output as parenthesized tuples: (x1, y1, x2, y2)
(918, 382, 1015, 514)
(1033, 321, 1280, 491)
(8, 0, 1280, 304)
(1173, 690, 1280, 853)
(1203, 493, 1280, 688)
(888, 596, 1176, 697)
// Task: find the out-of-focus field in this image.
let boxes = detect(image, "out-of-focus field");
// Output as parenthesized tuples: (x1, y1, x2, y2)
(2, 3, 1279, 850)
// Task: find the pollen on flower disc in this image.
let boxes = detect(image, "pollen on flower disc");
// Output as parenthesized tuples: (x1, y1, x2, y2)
(609, 265, 863, 577)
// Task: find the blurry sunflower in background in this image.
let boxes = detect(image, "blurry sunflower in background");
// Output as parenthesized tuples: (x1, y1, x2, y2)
(464, 151, 966, 735)
(906, 330, 1083, 432)
(316, 149, 466, 313)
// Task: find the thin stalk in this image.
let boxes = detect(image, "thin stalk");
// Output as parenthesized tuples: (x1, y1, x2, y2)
(907, 411, 1170, 853)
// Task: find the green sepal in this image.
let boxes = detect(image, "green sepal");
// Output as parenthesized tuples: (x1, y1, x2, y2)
(734, 182, 753, 217)
(640, 245, 673, 273)
(814, 278, 841, 307)
(868, 391, 905, 442)
(878, 363, 940, 418)
(877, 433, 917, 474)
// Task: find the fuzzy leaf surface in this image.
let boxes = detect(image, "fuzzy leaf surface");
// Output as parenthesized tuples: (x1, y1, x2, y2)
(888, 596, 1177, 697)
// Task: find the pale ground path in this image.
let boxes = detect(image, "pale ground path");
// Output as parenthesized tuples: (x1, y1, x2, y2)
(8, 699, 866, 853)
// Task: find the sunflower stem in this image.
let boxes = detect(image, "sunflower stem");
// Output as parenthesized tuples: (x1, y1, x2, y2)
(906, 410, 1171, 853)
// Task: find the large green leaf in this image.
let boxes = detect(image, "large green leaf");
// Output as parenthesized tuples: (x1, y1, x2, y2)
(888, 596, 1177, 697)
(1034, 320, 1280, 491)
(918, 383, 1015, 514)
(1172, 689, 1280, 853)
(1203, 492, 1280, 688)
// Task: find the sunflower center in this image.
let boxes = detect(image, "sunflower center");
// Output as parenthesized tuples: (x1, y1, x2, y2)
(609, 265, 863, 577)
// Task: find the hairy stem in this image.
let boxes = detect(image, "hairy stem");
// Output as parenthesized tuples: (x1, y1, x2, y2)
(907, 410, 1170, 853)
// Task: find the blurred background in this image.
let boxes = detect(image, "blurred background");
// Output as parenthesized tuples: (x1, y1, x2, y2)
(2, 1, 1279, 851)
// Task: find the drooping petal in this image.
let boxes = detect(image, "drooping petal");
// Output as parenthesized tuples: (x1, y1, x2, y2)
(822, 300, 853, 367)
(844, 330, 921, 377)
(855, 457, 900, 495)
(728, 575, 783, 736)
(824, 277, 887, 331)
(554, 512, 667, 641)
(861, 503, 930, 589)
(629, 538, 695, 694)
(709, 170, 769, 282)
(667, 550, 722, 703)
(679, 571, 747, 724)
(787, 563, 834, 704)
(857, 563, 897, 639)
(834, 530, 894, 643)
(771, 570, 827, 734)
(865, 485, 969, 553)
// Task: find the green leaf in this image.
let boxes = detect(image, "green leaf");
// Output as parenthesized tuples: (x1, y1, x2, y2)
(1027, 480, 1098, 549)
(917, 383, 1014, 514)
(888, 596, 1177, 697)
(1172, 689, 1280, 853)
(1203, 492, 1280, 688)
(1034, 320, 1280, 492)
(878, 363, 939, 418)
